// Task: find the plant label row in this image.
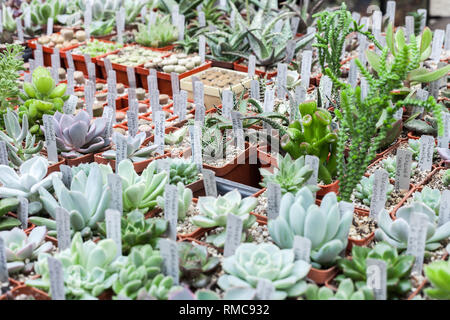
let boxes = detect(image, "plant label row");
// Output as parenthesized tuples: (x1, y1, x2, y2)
(66, 51, 75, 72)
(386, 1, 396, 26)
(293, 235, 311, 263)
(366, 259, 387, 300)
(202, 169, 218, 197)
(267, 182, 281, 220)
(42, 114, 58, 163)
(0, 141, 8, 165)
(369, 168, 390, 220)
(102, 106, 114, 138)
(418, 135, 434, 171)
(177, 15, 185, 41)
(155, 111, 166, 155)
(194, 81, 205, 115)
(159, 238, 179, 285)
(47, 17, 54, 36)
(18, 197, 28, 230)
(87, 61, 96, 83)
(104, 58, 113, 75)
(248, 55, 256, 79)
(224, 213, 243, 258)
(55, 207, 71, 251)
(406, 212, 428, 275)
(47, 257, 65, 300)
(164, 184, 179, 241)
(438, 190, 450, 227)
(199, 35, 206, 64)
(198, 11, 206, 27)
(105, 209, 122, 258)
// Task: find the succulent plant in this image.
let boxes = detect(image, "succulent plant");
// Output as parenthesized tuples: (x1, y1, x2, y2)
(424, 258, 450, 300)
(375, 202, 450, 251)
(304, 279, 374, 300)
(137, 274, 180, 300)
(0, 109, 44, 167)
(134, 15, 178, 48)
(218, 243, 311, 300)
(412, 187, 441, 214)
(98, 210, 167, 255)
(191, 189, 258, 248)
(381, 156, 417, 179)
(166, 158, 199, 185)
(169, 287, 221, 300)
(110, 244, 164, 300)
(354, 174, 394, 206)
(407, 139, 420, 161)
(437, 147, 450, 167)
(0, 226, 53, 273)
(178, 242, 220, 288)
(259, 154, 320, 195)
(268, 187, 352, 268)
(404, 114, 440, 136)
(337, 243, 415, 299)
(443, 169, 450, 187)
(19, 67, 67, 135)
(75, 40, 123, 57)
(46, 110, 111, 159)
(117, 160, 168, 214)
(38, 162, 112, 239)
(0, 156, 61, 214)
(0, 198, 21, 231)
(156, 182, 193, 221)
(165, 127, 188, 146)
(102, 131, 157, 162)
(26, 233, 118, 300)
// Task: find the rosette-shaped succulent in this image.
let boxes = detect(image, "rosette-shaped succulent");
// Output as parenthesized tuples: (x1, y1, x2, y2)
(259, 154, 320, 194)
(0, 156, 61, 214)
(407, 139, 420, 160)
(102, 131, 158, 162)
(167, 158, 199, 185)
(0, 226, 53, 273)
(156, 182, 193, 220)
(47, 110, 111, 158)
(137, 274, 180, 300)
(375, 202, 450, 250)
(0, 198, 21, 230)
(191, 189, 258, 247)
(218, 243, 311, 300)
(354, 174, 394, 206)
(38, 163, 112, 238)
(424, 258, 450, 299)
(26, 233, 119, 300)
(413, 186, 441, 214)
(117, 160, 168, 213)
(178, 242, 220, 288)
(381, 156, 417, 179)
(268, 187, 352, 268)
(111, 245, 164, 300)
(305, 279, 374, 300)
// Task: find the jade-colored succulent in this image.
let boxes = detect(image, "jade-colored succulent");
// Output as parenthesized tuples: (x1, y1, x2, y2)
(424, 259, 450, 300)
(375, 202, 450, 251)
(443, 170, 450, 187)
(178, 242, 220, 288)
(169, 287, 221, 300)
(137, 274, 180, 300)
(166, 158, 199, 185)
(281, 101, 338, 184)
(0, 109, 44, 167)
(268, 187, 352, 269)
(111, 244, 164, 300)
(102, 131, 158, 163)
(98, 210, 167, 255)
(381, 156, 417, 179)
(117, 160, 168, 214)
(156, 182, 193, 221)
(0, 198, 21, 230)
(259, 154, 320, 195)
(354, 174, 394, 206)
(0, 226, 53, 273)
(304, 278, 374, 300)
(337, 243, 415, 299)
(38, 162, 112, 239)
(412, 186, 441, 214)
(191, 189, 258, 248)
(218, 243, 311, 300)
(26, 233, 118, 300)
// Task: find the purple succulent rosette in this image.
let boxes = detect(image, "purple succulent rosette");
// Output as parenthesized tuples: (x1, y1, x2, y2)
(42, 111, 111, 158)
(437, 147, 450, 166)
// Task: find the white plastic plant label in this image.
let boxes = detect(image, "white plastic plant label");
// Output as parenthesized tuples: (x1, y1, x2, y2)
(159, 238, 179, 284)
(372, 11, 382, 32)
(127, 66, 136, 88)
(295, 85, 306, 106)
(202, 169, 217, 197)
(104, 58, 113, 75)
(445, 24, 450, 51)
(148, 71, 158, 92)
(157, 158, 170, 174)
(0, 10, 3, 35)
(127, 111, 138, 137)
(47, 257, 65, 300)
(369, 168, 390, 220)
(114, 133, 128, 172)
(267, 182, 281, 220)
(128, 87, 136, 104)
(221, 89, 233, 120)
(360, 78, 368, 100)
(107, 173, 123, 215)
(438, 190, 450, 227)
(164, 184, 178, 241)
(248, 55, 256, 79)
(291, 17, 300, 36)
(198, 11, 206, 27)
(35, 45, 44, 67)
(189, 124, 202, 170)
(116, 7, 125, 44)
(129, 98, 138, 115)
(395, 149, 413, 191)
(63, 94, 77, 116)
(199, 35, 206, 64)
(293, 235, 311, 263)
(405, 16, 415, 42)
(352, 12, 361, 24)
(55, 207, 71, 251)
(263, 89, 274, 113)
(250, 80, 260, 102)
(84, 80, 95, 118)
(42, 114, 58, 163)
(366, 259, 387, 300)
(87, 62, 96, 83)
(256, 279, 275, 300)
(171, 4, 179, 25)
(0, 238, 8, 283)
(173, 90, 187, 121)
(15, 18, 24, 42)
(231, 111, 245, 150)
(150, 89, 161, 114)
(154, 111, 165, 155)
(47, 17, 54, 36)
(171, 72, 180, 95)
(149, 11, 157, 26)
(276, 63, 288, 99)
(102, 106, 114, 138)
(406, 212, 428, 275)
(17, 197, 28, 230)
(51, 53, 60, 82)
(430, 29, 445, 63)
(195, 102, 206, 124)
(60, 164, 73, 188)
(0, 141, 8, 165)
(418, 135, 434, 171)
(224, 213, 243, 258)
(107, 72, 117, 116)
(386, 1, 396, 27)
(319, 76, 333, 109)
(417, 9, 427, 32)
(305, 155, 319, 188)
(66, 68, 75, 96)
(177, 14, 185, 41)
(105, 209, 122, 258)
(66, 51, 74, 70)
(300, 50, 312, 89)
(194, 80, 204, 111)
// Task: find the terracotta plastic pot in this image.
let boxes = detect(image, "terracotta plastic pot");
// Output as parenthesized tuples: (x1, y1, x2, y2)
(94, 151, 170, 173)
(317, 180, 340, 198)
(186, 178, 205, 198)
(0, 285, 50, 300)
(27, 36, 79, 67)
(233, 59, 277, 79)
(346, 208, 375, 252)
(307, 266, 339, 285)
(64, 153, 95, 167)
(211, 59, 236, 70)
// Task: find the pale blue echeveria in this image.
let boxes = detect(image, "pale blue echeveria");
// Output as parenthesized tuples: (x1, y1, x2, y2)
(156, 182, 192, 221)
(102, 131, 158, 162)
(413, 186, 441, 214)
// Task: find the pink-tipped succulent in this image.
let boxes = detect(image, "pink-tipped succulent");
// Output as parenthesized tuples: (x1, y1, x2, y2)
(44, 111, 111, 158)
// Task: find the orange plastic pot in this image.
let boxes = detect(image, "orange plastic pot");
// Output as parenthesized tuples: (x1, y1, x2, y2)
(307, 266, 339, 285)
(233, 59, 278, 79)
(0, 285, 51, 300)
(94, 151, 170, 173)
